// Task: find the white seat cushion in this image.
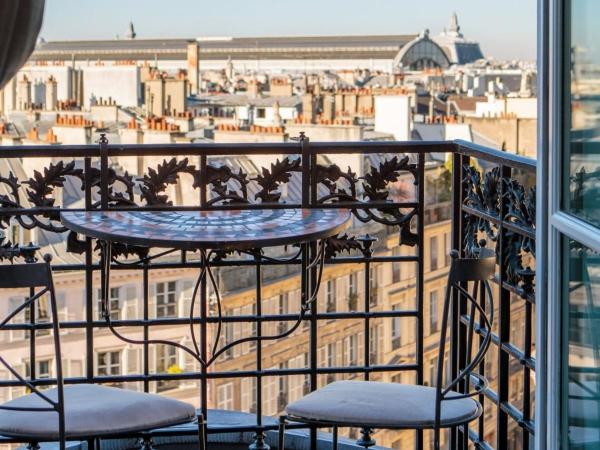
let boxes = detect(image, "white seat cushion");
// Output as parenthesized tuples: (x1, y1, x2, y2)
(0, 384, 196, 440)
(286, 381, 481, 429)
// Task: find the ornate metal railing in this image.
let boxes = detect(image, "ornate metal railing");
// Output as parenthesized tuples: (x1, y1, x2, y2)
(0, 137, 535, 450)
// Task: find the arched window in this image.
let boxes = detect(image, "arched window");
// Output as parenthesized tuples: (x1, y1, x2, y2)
(394, 37, 451, 70)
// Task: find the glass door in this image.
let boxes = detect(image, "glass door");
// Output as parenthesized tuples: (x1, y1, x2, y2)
(547, 0, 600, 448)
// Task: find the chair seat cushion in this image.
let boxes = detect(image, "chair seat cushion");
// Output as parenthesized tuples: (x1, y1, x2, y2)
(286, 381, 481, 429)
(0, 384, 196, 440)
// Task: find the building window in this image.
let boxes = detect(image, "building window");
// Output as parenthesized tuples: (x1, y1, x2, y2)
(348, 272, 359, 311)
(326, 279, 336, 313)
(392, 247, 402, 283)
(288, 354, 307, 401)
(26, 359, 51, 380)
(250, 304, 258, 349)
(369, 266, 378, 306)
(278, 362, 289, 411)
(430, 236, 439, 271)
(263, 368, 279, 416)
(349, 272, 358, 295)
(97, 287, 120, 320)
(224, 310, 234, 359)
(217, 382, 234, 410)
(241, 378, 257, 413)
(156, 281, 177, 318)
(156, 344, 178, 391)
(278, 293, 289, 315)
(23, 293, 51, 336)
(256, 108, 266, 119)
(278, 293, 289, 334)
(392, 304, 401, 350)
(327, 342, 336, 368)
(369, 325, 379, 364)
(427, 357, 437, 386)
(97, 351, 121, 376)
(430, 290, 439, 333)
(344, 335, 358, 366)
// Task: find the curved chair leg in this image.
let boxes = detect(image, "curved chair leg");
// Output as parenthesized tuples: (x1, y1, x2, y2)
(278, 415, 286, 450)
(140, 435, 155, 450)
(356, 427, 376, 449)
(27, 443, 40, 450)
(332, 426, 338, 450)
(249, 431, 269, 450)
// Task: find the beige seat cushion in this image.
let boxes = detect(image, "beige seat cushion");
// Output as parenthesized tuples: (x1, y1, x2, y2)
(286, 381, 480, 429)
(0, 384, 196, 440)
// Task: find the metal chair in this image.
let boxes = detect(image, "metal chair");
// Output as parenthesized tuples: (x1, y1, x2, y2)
(0, 255, 197, 450)
(279, 248, 495, 450)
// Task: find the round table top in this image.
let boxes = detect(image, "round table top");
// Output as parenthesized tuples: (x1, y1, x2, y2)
(60, 208, 352, 250)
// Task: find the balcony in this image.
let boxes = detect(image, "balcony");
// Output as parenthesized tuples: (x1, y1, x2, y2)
(0, 137, 535, 450)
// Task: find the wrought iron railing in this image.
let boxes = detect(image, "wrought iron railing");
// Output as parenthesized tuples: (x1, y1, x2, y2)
(0, 137, 535, 450)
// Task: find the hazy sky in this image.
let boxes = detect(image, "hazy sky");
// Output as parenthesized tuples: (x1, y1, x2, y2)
(40, 0, 537, 61)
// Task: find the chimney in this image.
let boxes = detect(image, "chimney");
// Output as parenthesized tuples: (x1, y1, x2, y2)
(17, 75, 31, 110)
(322, 94, 335, 122)
(27, 127, 39, 141)
(45, 76, 57, 111)
(187, 41, 200, 95)
(247, 77, 259, 98)
(272, 100, 282, 126)
(302, 93, 315, 124)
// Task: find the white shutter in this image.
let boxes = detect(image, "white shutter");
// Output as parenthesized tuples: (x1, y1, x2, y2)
(79, 288, 87, 322)
(148, 346, 156, 374)
(232, 307, 242, 357)
(148, 346, 157, 392)
(124, 285, 137, 320)
(336, 276, 345, 312)
(148, 284, 156, 319)
(0, 370, 8, 402)
(8, 297, 25, 342)
(55, 292, 68, 334)
(126, 347, 141, 374)
(240, 304, 251, 355)
(183, 340, 199, 373)
(318, 346, 326, 367)
(181, 279, 195, 318)
(126, 347, 142, 392)
(10, 362, 26, 400)
(288, 354, 305, 402)
(94, 288, 102, 320)
(357, 333, 364, 366)
(241, 378, 251, 412)
(70, 359, 83, 378)
(342, 337, 349, 366)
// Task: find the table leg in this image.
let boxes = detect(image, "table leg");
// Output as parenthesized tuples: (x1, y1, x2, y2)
(99, 240, 112, 321)
(199, 249, 209, 430)
(206, 240, 327, 364)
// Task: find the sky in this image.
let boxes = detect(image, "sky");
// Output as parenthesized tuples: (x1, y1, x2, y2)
(40, 0, 537, 61)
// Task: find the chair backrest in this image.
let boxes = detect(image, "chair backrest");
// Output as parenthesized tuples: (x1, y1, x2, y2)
(433, 247, 495, 435)
(0, 255, 66, 449)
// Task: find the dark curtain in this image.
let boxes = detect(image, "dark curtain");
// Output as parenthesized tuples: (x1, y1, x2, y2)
(0, 0, 45, 90)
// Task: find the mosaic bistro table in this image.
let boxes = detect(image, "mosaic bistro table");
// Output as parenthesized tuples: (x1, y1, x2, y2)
(61, 209, 351, 251)
(60, 208, 351, 367)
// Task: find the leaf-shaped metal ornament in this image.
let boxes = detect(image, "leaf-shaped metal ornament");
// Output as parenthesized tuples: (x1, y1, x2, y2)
(254, 157, 301, 203)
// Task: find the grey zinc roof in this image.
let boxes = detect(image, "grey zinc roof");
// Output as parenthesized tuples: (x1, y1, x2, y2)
(193, 94, 301, 108)
(31, 34, 417, 61)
